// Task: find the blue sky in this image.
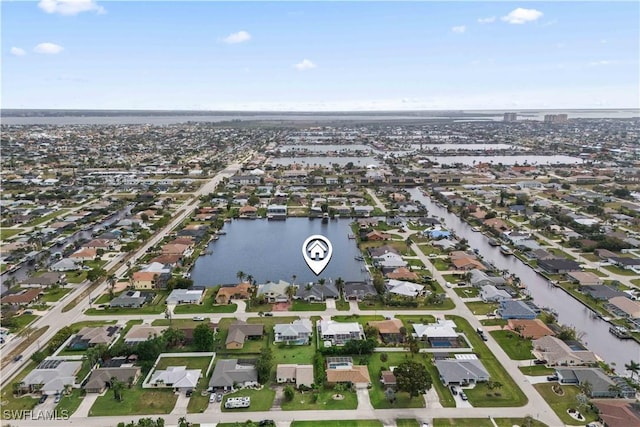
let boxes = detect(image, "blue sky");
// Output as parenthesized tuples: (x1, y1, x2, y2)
(2, 1, 639, 110)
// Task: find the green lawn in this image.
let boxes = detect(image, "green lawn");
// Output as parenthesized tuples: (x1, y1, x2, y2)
(465, 301, 498, 316)
(453, 287, 479, 298)
(480, 319, 508, 327)
(155, 356, 213, 370)
(25, 209, 70, 227)
(173, 302, 237, 314)
(291, 421, 383, 427)
(367, 352, 428, 409)
(396, 420, 420, 427)
(66, 270, 88, 283)
(55, 388, 85, 416)
(359, 298, 455, 311)
(5, 314, 38, 333)
(434, 418, 547, 427)
(335, 299, 351, 311)
(0, 228, 24, 240)
(0, 361, 38, 414)
(490, 330, 534, 360)
(447, 315, 528, 407)
(282, 388, 357, 410)
(604, 265, 638, 276)
(39, 287, 72, 303)
(220, 387, 275, 412)
(333, 314, 385, 326)
(186, 389, 210, 414)
(89, 383, 178, 416)
(431, 259, 450, 271)
(152, 318, 212, 328)
(272, 342, 316, 366)
(534, 383, 598, 425)
(396, 315, 437, 331)
(519, 365, 555, 376)
(291, 300, 326, 311)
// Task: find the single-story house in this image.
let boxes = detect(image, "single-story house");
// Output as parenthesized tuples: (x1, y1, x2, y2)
(368, 318, 404, 344)
(20, 358, 82, 394)
(537, 258, 582, 274)
(68, 326, 121, 350)
(295, 282, 340, 301)
(274, 319, 313, 345)
(380, 370, 397, 389)
(50, 258, 81, 272)
(608, 296, 640, 319)
(209, 359, 258, 391)
(532, 336, 598, 366)
(276, 364, 314, 389)
(326, 362, 371, 387)
(165, 289, 204, 305)
(386, 279, 425, 298)
(225, 321, 264, 349)
(434, 356, 490, 386)
(556, 367, 628, 398)
(385, 267, 419, 281)
(215, 282, 252, 304)
(84, 367, 141, 393)
(123, 325, 167, 345)
(413, 320, 459, 347)
(148, 366, 201, 391)
(498, 300, 537, 319)
(566, 271, 603, 287)
(592, 399, 640, 427)
(343, 281, 377, 301)
(507, 319, 555, 340)
(581, 285, 627, 301)
(480, 285, 511, 303)
(469, 269, 505, 288)
(19, 272, 65, 288)
(110, 291, 152, 308)
(0, 288, 42, 307)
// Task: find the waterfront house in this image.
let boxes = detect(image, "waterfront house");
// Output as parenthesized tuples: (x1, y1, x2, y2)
(507, 319, 555, 340)
(256, 280, 290, 303)
(276, 364, 314, 388)
(608, 296, 640, 319)
(469, 269, 506, 288)
(267, 204, 287, 219)
(480, 285, 512, 303)
(215, 282, 253, 304)
(274, 319, 313, 345)
(386, 279, 425, 298)
(566, 271, 603, 286)
(592, 399, 640, 427)
(19, 272, 66, 288)
(238, 205, 258, 218)
(166, 289, 204, 305)
(532, 336, 598, 366)
(385, 267, 419, 281)
(537, 258, 581, 274)
(555, 367, 633, 398)
(581, 285, 627, 301)
(497, 300, 537, 319)
(343, 281, 377, 301)
(295, 281, 339, 301)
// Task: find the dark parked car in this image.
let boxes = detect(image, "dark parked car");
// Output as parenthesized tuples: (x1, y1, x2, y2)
(450, 385, 457, 395)
(264, 312, 273, 317)
(259, 420, 275, 426)
(547, 375, 559, 381)
(460, 391, 468, 401)
(38, 395, 48, 404)
(534, 359, 548, 365)
(13, 354, 23, 362)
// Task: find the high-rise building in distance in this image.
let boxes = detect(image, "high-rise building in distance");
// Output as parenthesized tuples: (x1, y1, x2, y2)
(503, 112, 518, 122)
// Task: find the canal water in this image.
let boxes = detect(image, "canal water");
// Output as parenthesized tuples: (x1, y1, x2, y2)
(190, 218, 370, 287)
(408, 188, 640, 375)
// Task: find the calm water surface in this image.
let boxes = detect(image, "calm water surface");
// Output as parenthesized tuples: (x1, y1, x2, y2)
(191, 218, 370, 286)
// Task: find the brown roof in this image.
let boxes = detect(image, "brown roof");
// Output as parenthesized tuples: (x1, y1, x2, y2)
(132, 271, 158, 282)
(385, 267, 419, 281)
(161, 243, 189, 254)
(451, 257, 486, 270)
(216, 283, 252, 300)
(1, 288, 41, 305)
(149, 254, 182, 265)
(239, 205, 258, 214)
(368, 319, 403, 335)
(69, 248, 97, 259)
(592, 399, 640, 427)
(168, 238, 194, 246)
(326, 366, 371, 384)
(381, 370, 396, 385)
(507, 319, 555, 339)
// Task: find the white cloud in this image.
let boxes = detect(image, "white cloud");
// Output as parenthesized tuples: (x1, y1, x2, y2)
(589, 60, 615, 67)
(294, 59, 317, 71)
(222, 31, 251, 44)
(38, 0, 105, 16)
(477, 16, 496, 24)
(34, 42, 64, 54)
(501, 8, 543, 24)
(451, 25, 466, 34)
(10, 47, 26, 56)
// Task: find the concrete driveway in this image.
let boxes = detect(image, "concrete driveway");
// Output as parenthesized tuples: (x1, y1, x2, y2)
(71, 392, 101, 418)
(356, 386, 373, 411)
(325, 298, 336, 310)
(170, 391, 190, 415)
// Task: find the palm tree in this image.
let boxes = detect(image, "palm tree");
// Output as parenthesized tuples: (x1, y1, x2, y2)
(625, 360, 640, 380)
(318, 278, 326, 300)
(110, 376, 124, 402)
(236, 271, 245, 283)
(245, 274, 253, 285)
(608, 383, 622, 397)
(336, 277, 345, 298)
(578, 380, 592, 397)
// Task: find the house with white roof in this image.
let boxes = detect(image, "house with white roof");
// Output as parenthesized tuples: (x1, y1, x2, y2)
(318, 318, 365, 346)
(480, 285, 512, 303)
(165, 289, 204, 305)
(386, 279, 426, 298)
(434, 355, 490, 386)
(274, 319, 313, 345)
(148, 366, 201, 392)
(256, 280, 290, 303)
(20, 358, 82, 395)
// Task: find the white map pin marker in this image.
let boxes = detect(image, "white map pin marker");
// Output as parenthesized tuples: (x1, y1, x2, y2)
(302, 234, 333, 276)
